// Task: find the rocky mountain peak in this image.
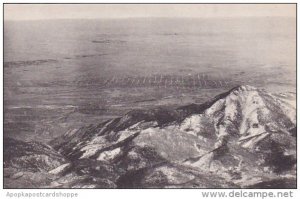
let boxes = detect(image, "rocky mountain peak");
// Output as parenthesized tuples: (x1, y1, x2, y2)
(4, 85, 296, 188)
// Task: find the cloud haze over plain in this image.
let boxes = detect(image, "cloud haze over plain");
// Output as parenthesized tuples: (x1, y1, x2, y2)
(4, 4, 296, 21)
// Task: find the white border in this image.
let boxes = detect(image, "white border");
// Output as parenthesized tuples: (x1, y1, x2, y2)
(0, 1, 298, 199)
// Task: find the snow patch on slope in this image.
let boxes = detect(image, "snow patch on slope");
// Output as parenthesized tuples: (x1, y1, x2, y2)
(97, 147, 121, 161)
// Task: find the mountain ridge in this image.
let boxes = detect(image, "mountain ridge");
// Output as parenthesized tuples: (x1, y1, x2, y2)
(4, 85, 296, 188)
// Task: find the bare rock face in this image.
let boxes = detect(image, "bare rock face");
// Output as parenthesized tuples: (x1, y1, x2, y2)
(4, 85, 296, 188)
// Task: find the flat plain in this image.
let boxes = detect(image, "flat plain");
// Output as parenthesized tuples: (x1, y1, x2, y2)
(4, 17, 296, 142)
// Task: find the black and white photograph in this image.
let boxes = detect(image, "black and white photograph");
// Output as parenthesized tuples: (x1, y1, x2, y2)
(2, 3, 297, 189)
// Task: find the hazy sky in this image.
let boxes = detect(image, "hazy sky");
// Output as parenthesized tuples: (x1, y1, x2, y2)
(4, 4, 296, 21)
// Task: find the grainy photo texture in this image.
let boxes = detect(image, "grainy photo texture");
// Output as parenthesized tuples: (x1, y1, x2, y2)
(3, 4, 296, 188)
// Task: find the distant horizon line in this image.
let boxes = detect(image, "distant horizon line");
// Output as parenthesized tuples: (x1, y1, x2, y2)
(4, 15, 295, 22)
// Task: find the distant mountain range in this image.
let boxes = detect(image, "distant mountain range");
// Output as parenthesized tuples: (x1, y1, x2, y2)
(4, 85, 296, 188)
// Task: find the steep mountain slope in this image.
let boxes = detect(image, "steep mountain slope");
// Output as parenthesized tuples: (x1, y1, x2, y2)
(4, 85, 296, 188)
(180, 85, 296, 186)
(48, 85, 296, 188)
